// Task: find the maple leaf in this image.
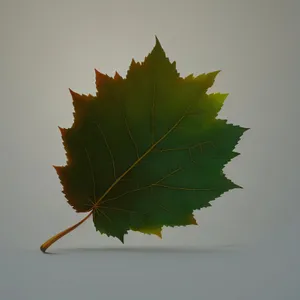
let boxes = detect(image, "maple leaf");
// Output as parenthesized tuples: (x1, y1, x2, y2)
(40, 37, 248, 252)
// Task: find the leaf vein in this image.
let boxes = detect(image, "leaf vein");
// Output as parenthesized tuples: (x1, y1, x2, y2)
(95, 122, 117, 179)
(92, 102, 195, 210)
(84, 147, 96, 204)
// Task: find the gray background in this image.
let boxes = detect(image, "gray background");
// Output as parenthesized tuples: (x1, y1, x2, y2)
(1, 0, 299, 299)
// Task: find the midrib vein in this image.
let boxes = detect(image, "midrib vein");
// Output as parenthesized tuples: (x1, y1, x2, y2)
(92, 105, 191, 209)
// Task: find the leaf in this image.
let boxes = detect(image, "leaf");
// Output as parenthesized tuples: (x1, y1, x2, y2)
(41, 36, 248, 252)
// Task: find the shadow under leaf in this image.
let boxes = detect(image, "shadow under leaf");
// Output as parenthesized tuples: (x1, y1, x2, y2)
(47, 244, 243, 255)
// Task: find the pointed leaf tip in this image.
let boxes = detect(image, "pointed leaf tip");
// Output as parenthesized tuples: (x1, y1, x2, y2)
(58, 126, 67, 137)
(69, 88, 78, 98)
(155, 35, 161, 45)
(126, 58, 140, 77)
(185, 74, 194, 80)
(53, 165, 64, 175)
(114, 71, 122, 80)
(153, 35, 164, 52)
(156, 231, 162, 239)
(94, 68, 103, 75)
(194, 70, 222, 90)
(95, 69, 112, 88)
(145, 35, 166, 60)
(130, 58, 138, 67)
(189, 215, 198, 225)
(207, 70, 221, 81)
(94, 68, 106, 79)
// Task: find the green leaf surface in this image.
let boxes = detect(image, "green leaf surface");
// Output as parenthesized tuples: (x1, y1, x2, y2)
(55, 37, 248, 242)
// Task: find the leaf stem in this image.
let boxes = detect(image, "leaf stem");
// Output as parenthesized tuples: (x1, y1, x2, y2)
(40, 211, 93, 253)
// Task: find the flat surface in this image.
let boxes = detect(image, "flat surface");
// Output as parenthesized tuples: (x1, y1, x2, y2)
(1, 224, 299, 300)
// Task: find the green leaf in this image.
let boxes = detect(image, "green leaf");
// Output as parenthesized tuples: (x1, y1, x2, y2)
(54, 37, 248, 243)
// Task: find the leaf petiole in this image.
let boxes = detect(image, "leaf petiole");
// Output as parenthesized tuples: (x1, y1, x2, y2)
(40, 211, 93, 253)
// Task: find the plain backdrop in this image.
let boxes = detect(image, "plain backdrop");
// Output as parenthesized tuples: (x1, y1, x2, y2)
(0, 0, 299, 299)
